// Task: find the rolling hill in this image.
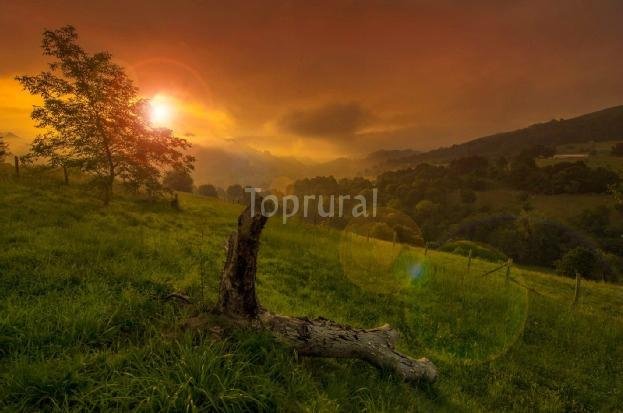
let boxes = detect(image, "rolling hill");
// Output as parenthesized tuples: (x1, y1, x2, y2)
(381, 104, 623, 168)
(1, 176, 621, 411)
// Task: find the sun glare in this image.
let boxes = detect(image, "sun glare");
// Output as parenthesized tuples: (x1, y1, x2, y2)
(149, 97, 173, 126)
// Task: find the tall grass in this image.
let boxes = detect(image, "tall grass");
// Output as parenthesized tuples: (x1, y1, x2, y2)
(1, 177, 622, 411)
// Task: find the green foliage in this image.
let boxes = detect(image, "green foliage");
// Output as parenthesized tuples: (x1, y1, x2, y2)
(571, 206, 611, 237)
(451, 212, 600, 269)
(370, 222, 394, 241)
(439, 240, 507, 262)
(1, 179, 622, 411)
(226, 184, 244, 203)
(197, 183, 218, 198)
(509, 157, 619, 194)
(555, 247, 598, 278)
(16, 26, 193, 202)
(163, 168, 194, 193)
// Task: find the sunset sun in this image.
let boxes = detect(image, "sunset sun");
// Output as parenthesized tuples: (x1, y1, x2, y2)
(149, 98, 172, 126)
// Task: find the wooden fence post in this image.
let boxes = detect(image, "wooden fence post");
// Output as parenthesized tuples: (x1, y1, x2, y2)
(573, 272, 581, 305)
(14, 156, 19, 177)
(505, 258, 513, 284)
(171, 193, 180, 210)
(62, 164, 69, 185)
(313, 201, 318, 225)
(467, 249, 472, 270)
(392, 231, 397, 247)
(424, 242, 429, 256)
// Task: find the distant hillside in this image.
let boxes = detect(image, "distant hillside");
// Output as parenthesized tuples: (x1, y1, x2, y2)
(0, 132, 30, 155)
(389, 104, 623, 166)
(191, 146, 421, 189)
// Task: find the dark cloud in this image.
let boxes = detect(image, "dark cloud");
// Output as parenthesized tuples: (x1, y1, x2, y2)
(2, 1, 623, 157)
(278, 102, 373, 139)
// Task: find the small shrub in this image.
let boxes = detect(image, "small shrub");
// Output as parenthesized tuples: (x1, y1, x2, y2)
(440, 240, 507, 262)
(555, 247, 597, 278)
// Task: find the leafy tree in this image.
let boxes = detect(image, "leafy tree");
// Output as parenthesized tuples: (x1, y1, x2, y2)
(572, 206, 610, 237)
(370, 222, 394, 241)
(394, 224, 424, 246)
(414, 200, 439, 220)
(449, 156, 489, 175)
(0, 136, 8, 161)
(197, 184, 218, 197)
(163, 168, 194, 193)
(555, 247, 597, 278)
(226, 184, 244, 203)
(523, 144, 556, 159)
(16, 26, 193, 203)
(611, 142, 623, 156)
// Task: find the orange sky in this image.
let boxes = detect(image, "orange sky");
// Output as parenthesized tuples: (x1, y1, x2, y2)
(1, 0, 623, 159)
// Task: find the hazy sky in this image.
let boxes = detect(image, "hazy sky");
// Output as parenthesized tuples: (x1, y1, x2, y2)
(1, 0, 622, 159)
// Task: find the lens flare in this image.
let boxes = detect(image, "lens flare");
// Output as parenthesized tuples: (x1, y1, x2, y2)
(337, 207, 529, 366)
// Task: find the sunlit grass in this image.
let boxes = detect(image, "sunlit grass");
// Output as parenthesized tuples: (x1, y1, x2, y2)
(1, 176, 622, 411)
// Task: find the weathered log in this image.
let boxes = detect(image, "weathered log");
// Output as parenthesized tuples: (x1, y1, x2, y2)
(258, 312, 438, 382)
(215, 196, 438, 383)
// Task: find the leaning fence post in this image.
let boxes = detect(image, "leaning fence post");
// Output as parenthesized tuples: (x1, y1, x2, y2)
(62, 164, 69, 185)
(467, 249, 473, 270)
(14, 156, 19, 177)
(424, 242, 429, 256)
(505, 258, 512, 284)
(573, 272, 581, 305)
(392, 231, 397, 247)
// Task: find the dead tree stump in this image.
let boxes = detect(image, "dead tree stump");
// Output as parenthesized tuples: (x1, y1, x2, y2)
(214, 196, 438, 383)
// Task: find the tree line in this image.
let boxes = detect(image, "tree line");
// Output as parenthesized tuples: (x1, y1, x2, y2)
(285, 148, 623, 282)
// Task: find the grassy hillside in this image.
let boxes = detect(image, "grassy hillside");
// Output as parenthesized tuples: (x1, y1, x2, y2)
(474, 189, 622, 224)
(1, 177, 622, 411)
(536, 140, 623, 177)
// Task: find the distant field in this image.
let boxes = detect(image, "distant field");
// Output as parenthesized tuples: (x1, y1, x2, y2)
(1, 177, 622, 411)
(536, 140, 623, 176)
(475, 189, 621, 222)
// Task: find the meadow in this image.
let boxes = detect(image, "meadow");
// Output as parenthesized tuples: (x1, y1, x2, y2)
(536, 140, 623, 176)
(1, 175, 622, 412)
(474, 189, 620, 224)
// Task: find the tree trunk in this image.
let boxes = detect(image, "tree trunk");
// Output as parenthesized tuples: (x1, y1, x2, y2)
(214, 196, 438, 383)
(217, 198, 268, 317)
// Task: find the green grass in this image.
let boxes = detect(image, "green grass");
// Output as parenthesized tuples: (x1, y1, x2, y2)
(475, 189, 622, 224)
(1, 176, 622, 411)
(536, 140, 623, 177)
